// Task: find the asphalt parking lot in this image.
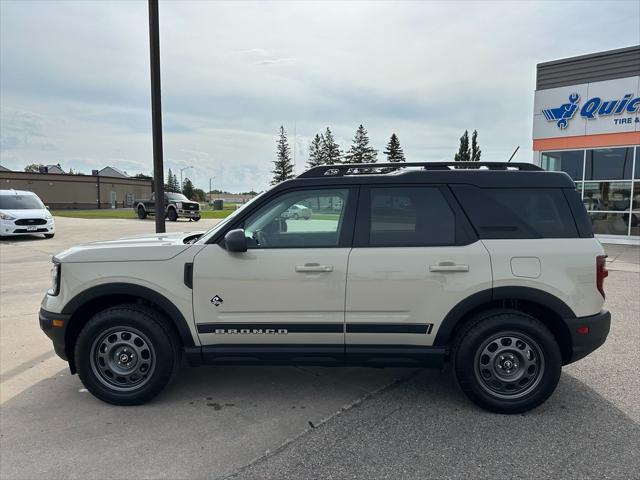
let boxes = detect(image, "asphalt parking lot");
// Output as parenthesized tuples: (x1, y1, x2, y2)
(1, 217, 639, 479)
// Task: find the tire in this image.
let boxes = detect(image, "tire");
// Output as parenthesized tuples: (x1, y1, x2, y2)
(292, 213, 299, 220)
(44, 233, 55, 239)
(452, 309, 561, 414)
(192, 216, 200, 222)
(137, 206, 147, 220)
(74, 304, 180, 406)
(167, 208, 178, 222)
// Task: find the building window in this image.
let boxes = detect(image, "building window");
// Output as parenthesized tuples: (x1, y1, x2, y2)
(585, 147, 634, 180)
(582, 182, 632, 212)
(540, 150, 584, 180)
(541, 145, 639, 237)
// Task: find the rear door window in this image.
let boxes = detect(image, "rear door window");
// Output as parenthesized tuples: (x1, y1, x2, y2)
(365, 186, 456, 246)
(451, 186, 578, 239)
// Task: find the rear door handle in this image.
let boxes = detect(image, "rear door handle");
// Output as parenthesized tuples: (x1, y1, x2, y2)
(429, 263, 469, 272)
(295, 263, 334, 273)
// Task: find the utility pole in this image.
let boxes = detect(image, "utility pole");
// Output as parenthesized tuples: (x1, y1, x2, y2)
(148, 0, 165, 233)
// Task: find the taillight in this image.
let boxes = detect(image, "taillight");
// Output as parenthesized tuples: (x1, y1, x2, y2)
(596, 255, 608, 299)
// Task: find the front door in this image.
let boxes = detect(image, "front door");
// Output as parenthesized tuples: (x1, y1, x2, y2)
(192, 187, 357, 364)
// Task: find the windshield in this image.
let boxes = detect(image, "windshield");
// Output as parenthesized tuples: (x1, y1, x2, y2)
(0, 194, 45, 210)
(196, 191, 267, 244)
(167, 193, 189, 201)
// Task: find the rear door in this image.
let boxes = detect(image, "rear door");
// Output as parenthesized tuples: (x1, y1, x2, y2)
(345, 185, 492, 365)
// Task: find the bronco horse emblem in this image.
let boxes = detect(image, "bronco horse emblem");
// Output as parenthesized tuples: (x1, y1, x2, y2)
(542, 93, 580, 129)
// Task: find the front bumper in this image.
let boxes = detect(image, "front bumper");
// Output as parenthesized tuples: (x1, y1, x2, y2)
(1, 218, 55, 236)
(177, 209, 200, 218)
(566, 310, 611, 363)
(39, 308, 70, 361)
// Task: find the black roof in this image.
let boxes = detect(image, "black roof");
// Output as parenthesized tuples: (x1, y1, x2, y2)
(278, 162, 575, 190)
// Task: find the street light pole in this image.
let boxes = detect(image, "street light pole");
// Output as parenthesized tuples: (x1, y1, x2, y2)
(148, 0, 165, 233)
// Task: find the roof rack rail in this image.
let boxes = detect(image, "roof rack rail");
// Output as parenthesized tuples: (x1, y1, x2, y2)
(298, 162, 543, 178)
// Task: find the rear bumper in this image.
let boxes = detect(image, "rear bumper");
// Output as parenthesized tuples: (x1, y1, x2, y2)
(566, 310, 611, 364)
(39, 308, 70, 361)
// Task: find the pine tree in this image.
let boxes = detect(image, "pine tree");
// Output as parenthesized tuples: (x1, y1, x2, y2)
(182, 177, 195, 199)
(383, 133, 405, 162)
(165, 168, 173, 192)
(271, 125, 294, 185)
(454, 130, 471, 162)
(307, 133, 324, 168)
(322, 127, 342, 165)
(344, 124, 377, 164)
(471, 129, 481, 162)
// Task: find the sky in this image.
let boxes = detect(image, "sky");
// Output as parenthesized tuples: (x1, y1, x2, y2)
(1, 0, 639, 193)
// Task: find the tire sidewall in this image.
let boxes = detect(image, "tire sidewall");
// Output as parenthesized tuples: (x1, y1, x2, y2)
(454, 312, 562, 414)
(168, 208, 178, 221)
(75, 307, 177, 405)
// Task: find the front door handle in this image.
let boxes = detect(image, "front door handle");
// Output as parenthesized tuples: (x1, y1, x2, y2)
(295, 263, 334, 273)
(429, 262, 469, 272)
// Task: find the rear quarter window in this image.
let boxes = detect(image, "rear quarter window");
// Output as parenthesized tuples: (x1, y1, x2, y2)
(451, 185, 579, 239)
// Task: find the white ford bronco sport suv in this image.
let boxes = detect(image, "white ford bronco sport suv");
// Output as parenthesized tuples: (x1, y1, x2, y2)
(39, 162, 610, 413)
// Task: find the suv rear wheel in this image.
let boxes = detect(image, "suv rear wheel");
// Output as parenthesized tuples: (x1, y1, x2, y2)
(452, 309, 561, 414)
(74, 304, 180, 405)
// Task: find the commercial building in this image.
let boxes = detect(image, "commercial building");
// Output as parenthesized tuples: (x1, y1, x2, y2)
(533, 45, 640, 244)
(0, 170, 152, 209)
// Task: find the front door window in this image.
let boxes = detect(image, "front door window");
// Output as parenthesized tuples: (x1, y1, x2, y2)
(242, 189, 350, 248)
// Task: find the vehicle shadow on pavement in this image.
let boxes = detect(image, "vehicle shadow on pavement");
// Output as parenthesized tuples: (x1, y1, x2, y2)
(0, 234, 50, 242)
(1, 365, 639, 479)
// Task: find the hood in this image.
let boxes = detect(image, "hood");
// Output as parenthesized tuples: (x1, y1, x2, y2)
(54, 231, 204, 263)
(1, 208, 51, 219)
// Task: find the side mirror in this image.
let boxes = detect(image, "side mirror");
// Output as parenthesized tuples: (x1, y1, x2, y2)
(224, 229, 247, 252)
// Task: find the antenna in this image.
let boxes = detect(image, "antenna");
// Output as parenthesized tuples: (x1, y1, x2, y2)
(507, 146, 520, 163)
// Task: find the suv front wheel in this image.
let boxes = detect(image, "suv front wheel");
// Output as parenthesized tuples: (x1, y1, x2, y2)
(452, 310, 561, 414)
(74, 304, 180, 405)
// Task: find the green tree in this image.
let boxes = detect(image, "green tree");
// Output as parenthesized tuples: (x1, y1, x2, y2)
(271, 125, 294, 185)
(165, 168, 180, 192)
(383, 133, 405, 162)
(344, 124, 377, 164)
(307, 133, 325, 168)
(24, 163, 45, 173)
(471, 129, 481, 162)
(454, 130, 471, 162)
(321, 127, 342, 165)
(182, 177, 195, 199)
(192, 187, 206, 202)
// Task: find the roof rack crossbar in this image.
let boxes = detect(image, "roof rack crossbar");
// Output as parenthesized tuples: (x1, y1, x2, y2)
(298, 162, 542, 178)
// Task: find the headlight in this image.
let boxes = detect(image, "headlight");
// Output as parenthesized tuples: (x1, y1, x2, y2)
(44, 211, 53, 219)
(0, 212, 15, 220)
(175, 202, 183, 209)
(48, 262, 61, 296)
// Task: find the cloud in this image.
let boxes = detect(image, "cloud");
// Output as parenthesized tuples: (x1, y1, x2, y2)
(1, 0, 638, 191)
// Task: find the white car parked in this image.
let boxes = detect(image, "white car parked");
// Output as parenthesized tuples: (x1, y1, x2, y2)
(0, 190, 55, 238)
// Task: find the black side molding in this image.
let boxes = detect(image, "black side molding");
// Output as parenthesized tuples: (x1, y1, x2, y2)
(184, 263, 193, 289)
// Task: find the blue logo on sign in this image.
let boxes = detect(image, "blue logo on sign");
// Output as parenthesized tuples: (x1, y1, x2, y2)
(543, 93, 640, 129)
(542, 93, 580, 129)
